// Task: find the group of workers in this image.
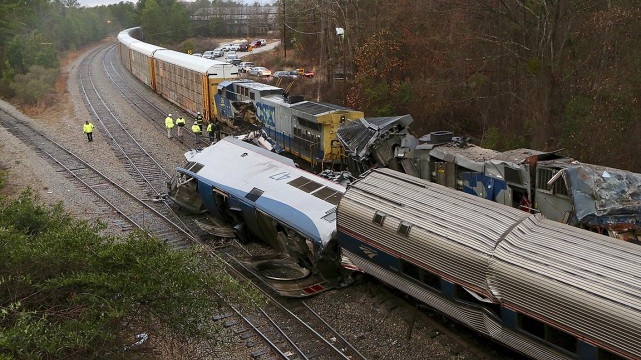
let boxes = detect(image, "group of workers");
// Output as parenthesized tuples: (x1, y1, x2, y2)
(84, 111, 222, 144)
(164, 111, 221, 143)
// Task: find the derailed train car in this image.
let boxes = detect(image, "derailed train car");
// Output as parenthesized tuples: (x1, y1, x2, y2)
(337, 118, 641, 242)
(215, 79, 364, 167)
(338, 168, 641, 360)
(117, 27, 237, 122)
(167, 137, 345, 296)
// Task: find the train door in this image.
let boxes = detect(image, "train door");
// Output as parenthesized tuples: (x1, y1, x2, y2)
(534, 166, 573, 223)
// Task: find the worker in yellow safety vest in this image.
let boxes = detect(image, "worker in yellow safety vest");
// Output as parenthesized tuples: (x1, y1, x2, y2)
(191, 120, 202, 142)
(175, 116, 186, 137)
(83, 121, 94, 142)
(195, 111, 204, 131)
(165, 114, 174, 138)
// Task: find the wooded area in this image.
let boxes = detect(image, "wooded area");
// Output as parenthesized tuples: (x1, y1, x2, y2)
(282, 0, 641, 171)
(0, 0, 639, 171)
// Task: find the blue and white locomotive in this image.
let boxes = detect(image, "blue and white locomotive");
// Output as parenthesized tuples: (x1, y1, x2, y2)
(215, 79, 364, 168)
(167, 137, 346, 296)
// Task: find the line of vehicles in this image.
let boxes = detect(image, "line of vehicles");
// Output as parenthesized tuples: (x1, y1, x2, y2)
(117, 27, 641, 359)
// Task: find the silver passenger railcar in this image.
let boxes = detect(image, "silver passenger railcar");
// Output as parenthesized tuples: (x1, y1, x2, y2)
(338, 168, 641, 360)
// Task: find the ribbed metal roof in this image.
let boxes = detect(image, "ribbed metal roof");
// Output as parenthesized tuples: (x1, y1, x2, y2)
(338, 167, 641, 359)
(153, 49, 235, 74)
(290, 101, 344, 116)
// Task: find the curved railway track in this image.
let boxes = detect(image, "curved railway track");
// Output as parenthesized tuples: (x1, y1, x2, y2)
(102, 44, 208, 149)
(213, 247, 368, 360)
(0, 43, 521, 359)
(0, 107, 195, 248)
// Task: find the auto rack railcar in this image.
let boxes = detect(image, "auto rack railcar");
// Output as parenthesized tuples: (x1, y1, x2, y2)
(338, 167, 641, 360)
(117, 27, 238, 122)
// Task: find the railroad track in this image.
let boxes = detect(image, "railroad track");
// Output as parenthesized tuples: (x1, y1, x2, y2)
(210, 245, 367, 360)
(0, 108, 195, 248)
(102, 45, 208, 149)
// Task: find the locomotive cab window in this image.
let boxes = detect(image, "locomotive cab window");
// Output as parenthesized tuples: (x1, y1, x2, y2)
(536, 168, 568, 196)
(517, 313, 577, 354)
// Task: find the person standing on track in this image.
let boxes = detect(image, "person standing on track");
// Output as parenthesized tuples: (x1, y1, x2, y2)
(165, 114, 174, 138)
(207, 122, 214, 144)
(191, 120, 202, 142)
(175, 115, 186, 137)
(83, 120, 94, 142)
(195, 111, 204, 132)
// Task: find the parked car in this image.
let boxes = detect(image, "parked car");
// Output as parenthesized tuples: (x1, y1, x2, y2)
(250, 40, 261, 48)
(272, 70, 299, 79)
(296, 68, 315, 78)
(226, 54, 241, 66)
(202, 50, 215, 59)
(258, 39, 267, 46)
(238, 43, 249, 52)
(237, 62, 255, 73)
(248, 66, 272, 77)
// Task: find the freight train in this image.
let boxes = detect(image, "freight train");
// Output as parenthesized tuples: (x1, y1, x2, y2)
(214, 79, 364, 167)
(336, 117, 641, 243)
(167, 139, 641, 359)
(117, 27, 237, 122)
(116, 27, 641, 244)
(117, 25, 641, 357)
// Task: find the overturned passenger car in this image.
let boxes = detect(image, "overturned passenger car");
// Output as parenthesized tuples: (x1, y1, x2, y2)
(167, 137, 345, 296)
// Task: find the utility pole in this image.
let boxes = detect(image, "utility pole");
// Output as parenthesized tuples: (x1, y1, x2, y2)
(283, 0, 287, 58)
(317, 0, 325, 102)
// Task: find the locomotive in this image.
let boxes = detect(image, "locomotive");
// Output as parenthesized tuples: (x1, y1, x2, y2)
(166, 137, 346, 297)
(337, 117, 641, 243)
(215, 79, 364, 168)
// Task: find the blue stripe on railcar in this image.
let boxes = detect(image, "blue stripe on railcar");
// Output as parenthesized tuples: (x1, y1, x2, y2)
(337, 228, 400, 271)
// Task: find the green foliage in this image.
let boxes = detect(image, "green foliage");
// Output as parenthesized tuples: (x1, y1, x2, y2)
(180, 39, 196, 54)
(0, 188, 261, 358)
(480, 127, 501, 149)
(10, 65, 58, 106)
(6, 32, 59, 74)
